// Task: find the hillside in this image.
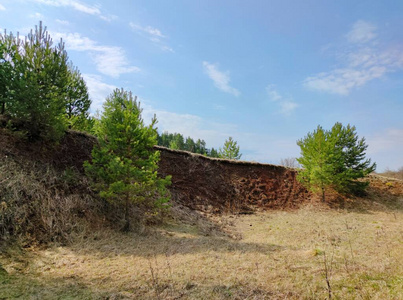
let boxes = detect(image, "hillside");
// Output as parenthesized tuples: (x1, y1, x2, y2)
(1, 128, 403, 299)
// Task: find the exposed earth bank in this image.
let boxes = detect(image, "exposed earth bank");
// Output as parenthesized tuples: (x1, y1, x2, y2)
(156, 146, 311, 213)
(1, 128, 402, 216)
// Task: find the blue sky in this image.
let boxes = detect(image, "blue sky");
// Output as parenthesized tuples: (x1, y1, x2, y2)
(1, 0, 402, 171)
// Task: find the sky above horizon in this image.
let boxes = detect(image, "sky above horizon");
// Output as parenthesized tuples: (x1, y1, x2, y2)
(1, 0, 402, 171)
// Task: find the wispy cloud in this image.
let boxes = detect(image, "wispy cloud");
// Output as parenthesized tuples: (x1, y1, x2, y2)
(82, 74, 116, 112)
(30, 0, 115, 21)
(203, 62, 240, 97)
(304, 67, 386, 95)
(55, 19, 70, 25)
(304, 20, 403, 95)
(29, 12, 44, 19)
(52, 32, 140, 78)
(0, 4, 6, 11)
(129, 22, 173, 52)
(346, 20, 377, 44)
(130, 23, 165, 39)
(266, 84, 298, 115)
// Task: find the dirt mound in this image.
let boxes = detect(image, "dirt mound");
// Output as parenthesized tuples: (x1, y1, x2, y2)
(155, 146, 311, 213)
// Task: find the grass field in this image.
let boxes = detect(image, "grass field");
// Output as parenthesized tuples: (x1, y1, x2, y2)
(1, 200, 402, 299)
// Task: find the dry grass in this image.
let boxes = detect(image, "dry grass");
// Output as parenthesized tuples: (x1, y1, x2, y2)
(1, 202, 402, 299)
(379, 167, 403, 181)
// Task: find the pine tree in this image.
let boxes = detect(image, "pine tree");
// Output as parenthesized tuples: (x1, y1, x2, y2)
(297, 123, 376, 201)
(0, 22, 91, 140)
(219, 137, 242, 160)
(84, 88, 171, 231)
(65, 63, 91, 130)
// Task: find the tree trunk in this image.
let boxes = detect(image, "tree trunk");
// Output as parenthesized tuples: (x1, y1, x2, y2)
(122, 192, 130, 232)
(321, 186, 326, 202)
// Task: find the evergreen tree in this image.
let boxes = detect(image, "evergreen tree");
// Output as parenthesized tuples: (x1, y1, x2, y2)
(0, 22, 91, 140)
(185, 136, 195, 152)
(297, 122, 376, 201)
(65, 63, 91, 130)
(219, 137, 242, 160)
(209, 147, 220, 158)
(84, 88, 171, 231)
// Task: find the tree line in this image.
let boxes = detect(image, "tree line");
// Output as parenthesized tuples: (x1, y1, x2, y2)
(157, 132, 243, 160)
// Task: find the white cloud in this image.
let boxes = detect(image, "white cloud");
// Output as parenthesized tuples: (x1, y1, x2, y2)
(30, 0, 114, 21)
(0, 4, 6, 11)
(82, 74, 116, 112)
(203, 61, 240, 97)
(161, 46, 174, 53)
(266, 84, 282, 102)
(129, 23, 165, 38)
(55, 19, 70, 25)
(304, 67, 386, 95)
(32, 0, 99, 13)
(266, 85, 298, 115)
(30, 12, 44, 19)
(52, 32, 140, 77)
(346, 20, 377, 44)
(304, 20, 403, 95)
(279, 101, 299, 115)
(129, 22, 173, 52)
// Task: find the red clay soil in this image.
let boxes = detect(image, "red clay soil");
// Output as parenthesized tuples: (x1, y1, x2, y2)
(155, 146, 311, 213)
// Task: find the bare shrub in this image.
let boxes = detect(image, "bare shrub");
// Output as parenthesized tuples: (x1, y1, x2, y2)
(280, 157, 299, 168)
(381, 167, 403, 180)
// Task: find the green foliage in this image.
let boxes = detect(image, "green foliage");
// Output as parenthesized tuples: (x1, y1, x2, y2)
(84, 88, 171, 230)
(297, 122, 376, 200)
(208, 147, 219, 158)
(219, 136, 242, 160)
(0, 22, 91, 140)
(64, 63, 91, 130)
(157, 131, 220, 157)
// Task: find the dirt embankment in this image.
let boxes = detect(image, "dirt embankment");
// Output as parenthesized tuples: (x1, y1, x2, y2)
(155, 146, 311, 213)
(3, 129, 401, 215)
(0, 128, 311, 213)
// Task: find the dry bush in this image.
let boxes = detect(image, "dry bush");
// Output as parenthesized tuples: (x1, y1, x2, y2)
(280, 157, 300, 168)
(0, 156, 103, 245)
(380, 167, 403, 180)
